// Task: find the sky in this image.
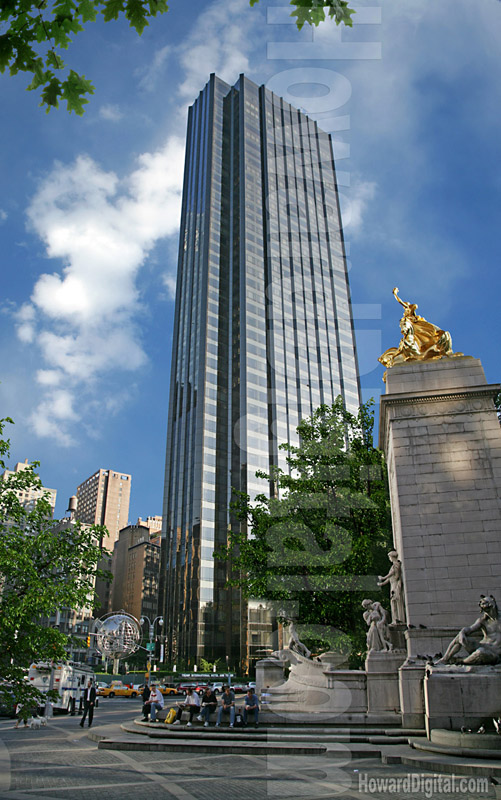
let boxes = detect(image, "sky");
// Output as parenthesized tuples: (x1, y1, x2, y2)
(1, 0, 500, 523)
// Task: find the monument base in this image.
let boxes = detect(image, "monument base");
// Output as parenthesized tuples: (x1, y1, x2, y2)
(365, 650, 406, 713)
(424, 665, 501, 736)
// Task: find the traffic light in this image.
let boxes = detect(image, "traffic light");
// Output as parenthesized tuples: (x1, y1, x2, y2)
(86, 636, 91, 648)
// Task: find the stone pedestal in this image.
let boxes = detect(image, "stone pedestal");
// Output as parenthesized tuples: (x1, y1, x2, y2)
(255, 658, 285, 693)
(424, 665, 501, 735)
(399, 662, 426, 728)
(365, 651, 406, 713)
(379, 357, 501, 645)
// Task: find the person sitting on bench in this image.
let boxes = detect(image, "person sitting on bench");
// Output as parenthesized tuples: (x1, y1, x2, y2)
(198, 687, 217, 727)
(215, 686, 235, 727)
(173, 688, 200, 726)
(243, 688, 259, 727)
(146, 684, 164, 722)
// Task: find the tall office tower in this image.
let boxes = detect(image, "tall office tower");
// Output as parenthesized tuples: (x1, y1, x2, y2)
(76, 468, 131, 548)
(161, 74, 361, 668)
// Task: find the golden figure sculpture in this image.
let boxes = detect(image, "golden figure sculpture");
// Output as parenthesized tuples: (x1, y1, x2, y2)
(378, 288, 461, 378)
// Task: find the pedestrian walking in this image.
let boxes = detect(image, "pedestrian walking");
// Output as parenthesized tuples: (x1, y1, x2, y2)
(141, 680, 151, 721)
(79, 679, 96, 728)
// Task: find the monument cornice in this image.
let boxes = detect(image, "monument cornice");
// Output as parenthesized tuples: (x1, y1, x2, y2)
(379, 383, 501, 452)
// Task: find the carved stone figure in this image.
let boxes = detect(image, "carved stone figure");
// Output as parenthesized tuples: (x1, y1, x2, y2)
(438, 595, 501, 665)
(377, 550, 406, 623)
(362, 599, 392, 652)
(287, 620, 312, 659)
(378, 287, 461, 375)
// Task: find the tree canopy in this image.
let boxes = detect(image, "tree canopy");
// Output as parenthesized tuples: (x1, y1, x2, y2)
(0, 0, 357, 114)
(0, 416, 110, 713)
(0, 0, 169, 114)
(250, 0, 355, 30)
(216, 399, 393, 665)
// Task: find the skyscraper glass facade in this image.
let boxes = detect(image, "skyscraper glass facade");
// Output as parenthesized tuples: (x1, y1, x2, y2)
(160, 74, 361, 668)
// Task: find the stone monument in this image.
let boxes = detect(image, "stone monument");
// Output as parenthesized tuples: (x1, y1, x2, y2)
(378, 289, 501, 727)
(255, 290, 501, 733)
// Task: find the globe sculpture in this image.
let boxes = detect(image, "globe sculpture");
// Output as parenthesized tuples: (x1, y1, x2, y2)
(93, 612, 141, 659)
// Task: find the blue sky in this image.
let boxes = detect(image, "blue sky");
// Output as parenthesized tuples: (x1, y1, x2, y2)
(1, 0, 500, 522)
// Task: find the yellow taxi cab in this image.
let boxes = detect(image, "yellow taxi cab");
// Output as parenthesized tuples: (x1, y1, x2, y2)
(97, 681, 139, 698)
(158, 684, 177, 696)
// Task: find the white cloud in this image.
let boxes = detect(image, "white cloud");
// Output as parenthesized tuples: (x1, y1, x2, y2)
(162, 271, 177, 299)
(21, 135, 185, 443)
(0, 209, 7, 222)
(36, 369, 63, 387)
(15, 302, 36, 343)
(17, 0, 265, 446)
(177, 0, 260, 103)
(340, 179, 377, 233)
(99, 104, 124, 122)
(136, 45, 171, 92)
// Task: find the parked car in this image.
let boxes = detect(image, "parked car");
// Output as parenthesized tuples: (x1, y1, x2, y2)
(247, 681, 256, 691)
(210, 682, 225, 695)
(193, 683, 210, 696)
(175, 682, 199, 696)
(231, 684, 247, 694)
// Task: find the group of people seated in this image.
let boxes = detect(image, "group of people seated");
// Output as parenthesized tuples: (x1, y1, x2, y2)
(142, 683, 259, 728)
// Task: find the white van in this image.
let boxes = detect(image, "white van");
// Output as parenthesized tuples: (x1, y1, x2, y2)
(28, 662, 95, 712)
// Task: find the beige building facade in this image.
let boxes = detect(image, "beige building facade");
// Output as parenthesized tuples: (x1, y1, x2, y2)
(76, 468, 131, 549)
(1, 458, 57, 516)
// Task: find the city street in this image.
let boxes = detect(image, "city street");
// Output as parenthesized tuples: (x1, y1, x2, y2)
(0, 699, 495, 799)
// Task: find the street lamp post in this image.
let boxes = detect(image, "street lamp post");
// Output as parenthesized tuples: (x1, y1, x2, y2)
(140, 615, 163, 677)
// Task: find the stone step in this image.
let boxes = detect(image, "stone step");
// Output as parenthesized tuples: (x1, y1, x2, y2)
(122, 720, 425, 747)
(398, 747, 501, 778)
(129, 717, 423, 736)
(258, 710, 402, 726)
(409, 736, 501, 761)
(98, 736, 328, 756)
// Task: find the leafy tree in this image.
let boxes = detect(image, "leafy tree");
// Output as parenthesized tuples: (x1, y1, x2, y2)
(0, 0, 169, 114)
(216, 399, 393, 666)
(0, 416, 110, 713)
(250, 0, 355, 30)
(199, 657, 220, 673)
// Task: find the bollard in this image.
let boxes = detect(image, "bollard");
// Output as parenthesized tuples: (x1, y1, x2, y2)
(70, 697, 76, 716)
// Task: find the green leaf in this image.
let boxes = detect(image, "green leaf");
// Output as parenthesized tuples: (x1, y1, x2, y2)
(61, 68, 94, 114)
(40, 75, 62, 109)
(77, 0, 98, 22)
(148, 0, 168, 16)
(0, 34, 14, 72)
(47, 49, 63, 69)
(125, 0, 149, 34)
(289, 0, 355, 30)
(103, 0, 126, 22)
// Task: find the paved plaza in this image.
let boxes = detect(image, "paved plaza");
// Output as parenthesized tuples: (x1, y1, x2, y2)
(0, 700, 496, 799)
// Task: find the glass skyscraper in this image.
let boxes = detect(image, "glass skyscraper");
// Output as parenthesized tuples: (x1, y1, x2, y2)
(160, 74, 360, 669)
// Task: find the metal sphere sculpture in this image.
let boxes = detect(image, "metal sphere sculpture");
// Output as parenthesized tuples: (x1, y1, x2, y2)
(94, 612, 141, 660)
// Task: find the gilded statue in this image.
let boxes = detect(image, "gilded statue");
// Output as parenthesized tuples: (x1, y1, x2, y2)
(379, 288, 461, 378)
